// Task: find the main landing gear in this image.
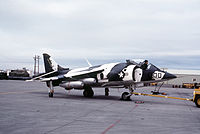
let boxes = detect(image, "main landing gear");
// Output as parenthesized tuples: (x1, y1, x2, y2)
(83, 86, 94, 98)
(105, 88, 109, 96)
(83, 87, 110, 98)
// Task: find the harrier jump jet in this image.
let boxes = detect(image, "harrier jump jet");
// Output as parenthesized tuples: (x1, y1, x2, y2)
(30, 53, 176, 100)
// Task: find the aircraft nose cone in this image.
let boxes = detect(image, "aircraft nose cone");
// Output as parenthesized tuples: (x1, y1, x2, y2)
(163, 72, 177, 80)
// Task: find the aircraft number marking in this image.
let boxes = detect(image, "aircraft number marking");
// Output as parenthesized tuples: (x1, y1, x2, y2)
(152, 71, 165, 80)
(153, 73, 162, 79)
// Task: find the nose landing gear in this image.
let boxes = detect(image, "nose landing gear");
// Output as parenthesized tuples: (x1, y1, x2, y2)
(121, 85, 135, 101)
(121, 92, 131, 100)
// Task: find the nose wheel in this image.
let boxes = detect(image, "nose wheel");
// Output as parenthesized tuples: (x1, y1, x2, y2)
(121, 92, 131, 100)
(121, 85, 135, 101)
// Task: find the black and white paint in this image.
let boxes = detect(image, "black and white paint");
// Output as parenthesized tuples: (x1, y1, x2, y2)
(31, 53, 177, 99)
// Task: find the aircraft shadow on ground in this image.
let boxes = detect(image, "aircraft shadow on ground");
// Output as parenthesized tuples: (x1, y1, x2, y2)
(52, 94, 121, 101)
(31, 91, 121, 101)
(30, 90, 195, 107)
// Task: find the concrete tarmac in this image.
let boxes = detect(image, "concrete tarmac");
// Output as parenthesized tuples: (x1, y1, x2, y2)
(0, 80, 200, 134)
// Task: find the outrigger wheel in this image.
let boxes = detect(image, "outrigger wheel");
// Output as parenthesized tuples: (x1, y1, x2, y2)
(83, 86, 94, 98)
(49, 92, 53, 98)
(121, 92, 131, 101)
(194, 95, 200, 108)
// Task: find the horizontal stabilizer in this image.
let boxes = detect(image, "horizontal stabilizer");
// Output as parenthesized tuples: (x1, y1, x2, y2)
(26, 70, 57, 82)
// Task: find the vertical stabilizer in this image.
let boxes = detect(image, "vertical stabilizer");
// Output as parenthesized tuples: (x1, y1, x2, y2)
(43, 53, 58, 73)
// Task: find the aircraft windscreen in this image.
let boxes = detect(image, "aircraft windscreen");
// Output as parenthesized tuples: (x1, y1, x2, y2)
(146, 64, 161, 71)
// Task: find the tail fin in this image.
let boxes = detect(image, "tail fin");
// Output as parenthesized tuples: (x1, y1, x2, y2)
(43, 53, 58, 73)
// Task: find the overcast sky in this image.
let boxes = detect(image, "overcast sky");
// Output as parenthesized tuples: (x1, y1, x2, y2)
(0, 0, 200, 71)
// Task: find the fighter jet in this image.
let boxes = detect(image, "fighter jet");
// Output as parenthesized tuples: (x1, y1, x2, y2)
(30, 53, 176, 100)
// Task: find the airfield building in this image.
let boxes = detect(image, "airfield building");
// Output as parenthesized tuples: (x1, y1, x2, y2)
(0, 70, 8, 79)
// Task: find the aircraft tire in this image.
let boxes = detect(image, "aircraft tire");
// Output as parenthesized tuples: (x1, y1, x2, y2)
(121, 92, 131, 101)
(105, 88, 109, 96)
(194, 95, 200, 108)
(105, 92, 109, 96)
(49, 92, 53, 98)
(83, 87, 94, 98)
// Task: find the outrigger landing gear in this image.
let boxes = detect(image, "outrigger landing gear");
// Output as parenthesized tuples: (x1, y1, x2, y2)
(48, 81, 54, 98)
(105, 88, 109, 96)
(83, 86, 94, 98)
(121, 85, 134, 101)
(49, 92, 54, 97)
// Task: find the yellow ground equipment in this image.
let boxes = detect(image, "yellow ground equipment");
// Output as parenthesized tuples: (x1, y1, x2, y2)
(132, 88, 200, 108)
(182, 83, 195, 89)
(193, 88, 200, 108)
(150, 83, 157, 86)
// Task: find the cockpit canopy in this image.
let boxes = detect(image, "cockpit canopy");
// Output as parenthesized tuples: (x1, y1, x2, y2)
(126, 59, 161, 71)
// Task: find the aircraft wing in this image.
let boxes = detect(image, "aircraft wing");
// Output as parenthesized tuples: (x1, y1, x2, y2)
(64, 69, 104, 80)
(39, 69, 104, 82)
(40, 74, 65, 82)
